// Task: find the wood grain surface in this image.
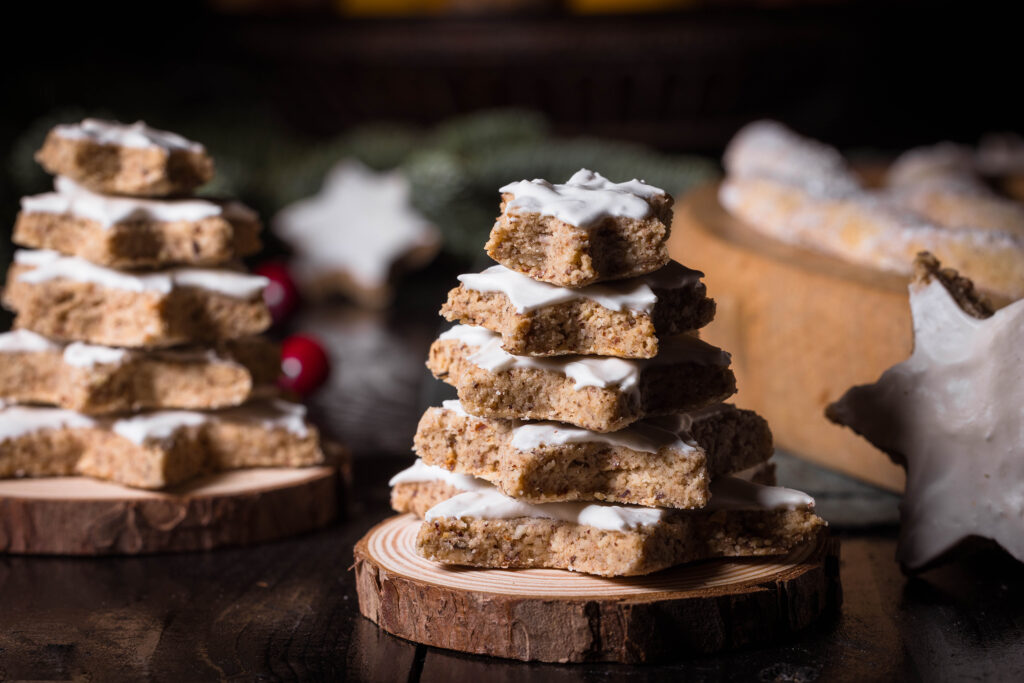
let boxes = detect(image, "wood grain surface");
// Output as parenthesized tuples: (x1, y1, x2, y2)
(2, 453, 1023, 681)
(354, 514, 839, 663)
(670, 183, 909, 492)
(0, 467, 340, 555)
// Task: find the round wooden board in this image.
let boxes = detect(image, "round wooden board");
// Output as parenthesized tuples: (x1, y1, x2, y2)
(0, 467, 339, 555)
(354, 514, 841, 663)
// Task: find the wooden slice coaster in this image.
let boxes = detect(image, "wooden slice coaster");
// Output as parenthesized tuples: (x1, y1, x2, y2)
(0, 467, 339, 555)
(354, 514, 841, 663)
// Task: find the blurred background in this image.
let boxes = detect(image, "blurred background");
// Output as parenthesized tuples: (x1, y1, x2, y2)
(1, 0, 1020, 479)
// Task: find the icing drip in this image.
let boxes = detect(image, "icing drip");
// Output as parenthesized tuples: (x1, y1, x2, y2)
(0, 329, 60, 353)
(112, 411, 208, 444)
(439, 324, 728, 394)
(20, 177, 255, 228)
(62, 342, 130, 368)
(219, 400, 311, 438)
(425, 488, 667, 531)
(456, 261, 700, 314)
(389, 459, 490, 492)
(500, 169, 665, 228)
(15, 250, 268, 300)
(705, 477, 815, 511)
(0, 405, 96, 442)
(441, 399, 472, 417)
(509, 419, 695, 455)
(111, 400, 309, 444)
(53, 119, 204, 152)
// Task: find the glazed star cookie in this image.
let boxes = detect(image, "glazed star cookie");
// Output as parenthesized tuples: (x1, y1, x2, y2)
(427, 325, 736, 432)
(273, 160, 441, 309)
(14, 177, 262, 268)
(486, 169, 673, 288)
(3, 250, 271, 347)
(440, 261, 715, 358)
(401, 469, 823, 577)
(35, 119, 214, 197)
(0, 330, 278, 414)
(411, 400, 771, 508)
(0, 400, 323, 490)
(827, 252, 1024, 570)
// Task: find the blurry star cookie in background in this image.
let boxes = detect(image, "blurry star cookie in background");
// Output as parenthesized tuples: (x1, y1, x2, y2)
(828, 253, 1024, 571)
(272, 159, 441, 309)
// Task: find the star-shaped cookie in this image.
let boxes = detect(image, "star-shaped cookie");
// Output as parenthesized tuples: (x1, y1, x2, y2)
(273, 160, 440, 309)
(827, 252, 1023, 571)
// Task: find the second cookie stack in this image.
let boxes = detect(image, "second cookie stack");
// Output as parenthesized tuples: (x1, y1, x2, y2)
(0, 119, 325, 490)
(390, 169, 825, 577)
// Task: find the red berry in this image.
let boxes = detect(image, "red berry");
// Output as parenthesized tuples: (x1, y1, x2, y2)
(279, 334, 331, 395)
(254, 261, 301, 324)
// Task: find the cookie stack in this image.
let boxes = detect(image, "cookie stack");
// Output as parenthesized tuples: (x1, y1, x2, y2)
(0, 119, 325, 490)
(389, 169, 825, 577)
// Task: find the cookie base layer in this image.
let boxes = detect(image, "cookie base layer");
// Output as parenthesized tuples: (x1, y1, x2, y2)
(0, 467, 339, 555)
(411, 403, 772, 508)
(427, 338, 736, 432)
(35, 132, 214, 197)
(440, 282, 715, 358)
(0, 404, 324, 489)
(3, 265, 271, 347)
(14, 210, 261, 269)
(0, 338, 278, 414)
(355, 514, 840, 662)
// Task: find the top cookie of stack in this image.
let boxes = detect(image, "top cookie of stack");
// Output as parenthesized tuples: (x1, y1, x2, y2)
(6, 119, 268, 347)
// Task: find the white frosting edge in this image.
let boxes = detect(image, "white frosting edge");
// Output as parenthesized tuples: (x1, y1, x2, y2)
(14, 250, 268, 300)
(53, 118, 204, 153)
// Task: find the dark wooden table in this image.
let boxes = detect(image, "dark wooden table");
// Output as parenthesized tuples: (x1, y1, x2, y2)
(3, 292, 1024, 682)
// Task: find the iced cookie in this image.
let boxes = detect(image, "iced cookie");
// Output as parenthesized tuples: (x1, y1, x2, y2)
(485, 169, 673, 288)
(14, 177, 261, 268)
(426, 325, 735, 432)
(440, 261, 714, 358)
(0, 330, 278, 414)
(410, 477, 824, 577)
(3, 250, 271, 347)
(35, 119, 214, 197)
(410, 400, 771, 508)
(0, 400, 323, 489)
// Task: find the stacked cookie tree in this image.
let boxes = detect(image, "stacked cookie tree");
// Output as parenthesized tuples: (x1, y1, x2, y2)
(0, 119, 334, 554)
(356, 170, 838, 662)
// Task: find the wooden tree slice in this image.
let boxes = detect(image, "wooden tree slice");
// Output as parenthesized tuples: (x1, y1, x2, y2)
(671, 183, 910, 491)
(0, 467, 339, 555)
(354, 514, 841, 663)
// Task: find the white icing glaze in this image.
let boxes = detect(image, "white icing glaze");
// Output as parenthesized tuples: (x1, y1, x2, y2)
(62, 342, 130, 368)
(219, 399, 310, 438)
(111, 400, 309, 444)
(438, 324, 728, 395)
(705, 477, 814, 511)
(20, 176, 255, 228)
(440, 399, 471, 418)
(424, 489, 667, 531)
(388, 459, 490, 492)
(0, 329, 60, 353)
(499, 169, 665, 228)
(829, 276, 1024, 568)
(112, 411, 207, 444)
(456, 261, 700, 315)
(53, 119, 204, 153)
(0, 404, 96, 442)
(509, 419, 695, 455)
(14, 250, 268, 300)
